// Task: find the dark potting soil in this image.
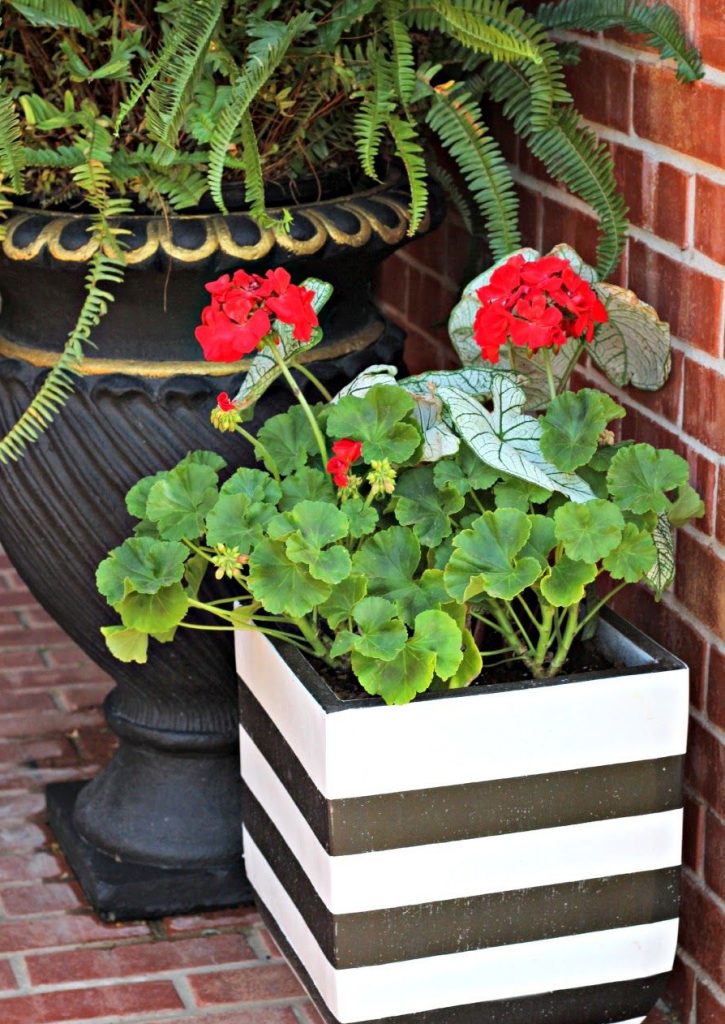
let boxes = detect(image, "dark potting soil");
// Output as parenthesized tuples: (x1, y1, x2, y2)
(309, 639, 623, 703)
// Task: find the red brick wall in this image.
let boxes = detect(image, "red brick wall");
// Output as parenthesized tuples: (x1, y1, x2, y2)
(377, 7, 725, 1022)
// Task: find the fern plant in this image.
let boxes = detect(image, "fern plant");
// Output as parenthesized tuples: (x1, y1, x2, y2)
(0, 0, 703, 457)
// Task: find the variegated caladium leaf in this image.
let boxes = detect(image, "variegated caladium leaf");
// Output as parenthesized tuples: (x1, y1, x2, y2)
(438, 375, 595, 503)
(233, 278, 333, 409)
(590, 283, 671, 391)
(645, 514, 675, 598)
(331, 364, 399, 402)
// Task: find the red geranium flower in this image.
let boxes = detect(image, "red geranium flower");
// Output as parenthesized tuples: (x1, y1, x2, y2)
(216, 392, 236, 412)
(472, 253, 608, 363)
(326, 438, 363, 488)
(194, 303, 270, 362)
(266, 284, 319, 342)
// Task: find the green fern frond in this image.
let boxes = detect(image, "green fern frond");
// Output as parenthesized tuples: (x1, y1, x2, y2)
(353, 47, 394, 180)
(0, 92, 24, 192)
(527, 105, 628, 277)
(317, 0, 382, 47)
(426, 161, 475, 234)
(0, 251, 124, 463)
(384, 1, 416, 110)
(425, 79, 521, 258)
(7, 0, 94, 33)
(238, 110, 273, 226)
(207, 15, 310, 213)
(536, 0, 703, 82)
(388, 114, 428, 235)
(145, 0, 225, 159)
(21, 144, 84, 168)
(432, 0, 542, 64)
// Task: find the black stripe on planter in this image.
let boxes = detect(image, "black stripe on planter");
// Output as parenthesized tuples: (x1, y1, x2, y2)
(242, 786, 680, 970)
(255, 891, 671, 1024)
(239, 677, 683, 855)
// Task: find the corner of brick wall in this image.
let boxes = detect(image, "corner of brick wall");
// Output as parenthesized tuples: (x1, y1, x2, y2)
(376, 5, 725, 1021)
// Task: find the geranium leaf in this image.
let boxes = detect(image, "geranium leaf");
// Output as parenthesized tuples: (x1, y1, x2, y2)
(352, 597, 408, 661)
(607, 443, 689, 513)
(125, 471, 166, 520)
(494, 476, 552, 512)
(342, 497, 379, 538)
(247, 539, 331, 616)
(645, 514, 675, 598)
(439, 376, 595, 503)
(520, 514, 557, 567)
(101, 626, 149, 664)
(327, 385, 420, 463)
(287, 539, 351, 585)
(351, 609, 463, 704)
(554, 499, 625, 562)
(667, 483, 705, 527)
(590, 283, 671, 391)
(540, 556, 598, 607)
(281, 500, 349, 548)
(433, 445, 499, 496)
(540, 389, 625, 472)
(220, 467, 282, 505)
(205, 493, 268, 552)
(116, 583, 189, 633)
(603, 523, 657, 582)
(447, 627, 482, 689)
(393, 465, 465, 547)
(146, 463, 219, 540)
(255, 405, 320, 476)
(351, 526, 422, 623)
(96, 537, 189, 605)
(178, 450, 227, 472)
(318, 574, 368, 628)
(279, 467, 334, 510)
(444, 508, 542, 601)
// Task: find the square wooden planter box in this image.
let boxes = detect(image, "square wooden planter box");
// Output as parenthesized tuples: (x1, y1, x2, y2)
(235, 611, 688, 1024)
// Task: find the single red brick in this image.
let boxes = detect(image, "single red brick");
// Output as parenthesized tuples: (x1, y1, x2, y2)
(0, 649, 45, 671)
(375, 253, 409, 321)
(42, 645, 98, 669)
(400, 221, 447, 274)
(0, 734, 78, 767)
(629, 241, 723, 356)
(0, 821, 48, 850)
(404, 331, 458, 375)
(1, 880, 82, 916)
(0, 790, 45, 821)
(0, 626, 69, 649)
(0, 665, 105, 690)
(147, 1012, 300, 1024)
(0, 980, 181, 1024)
(0, 592, 35, 610)
(707, 647, 725, 732)
(679, 872, 725, 988)
(695, 176, 725, 266)
(0, 708, 102, 740)
(685, 718, 725, 818)
(566, 48, 632, 133)
(633, 66, 725, 167)
(700, 0, 725, 71)
(27, 932, 255, 986)
(697, 980, 725, 1023)
(649, 163, 690, 249)
(0, 851, 64, 884)
(406, 265, 458, 337)
(675, 532, 725, 640)
(704, 810, 725, 903)
(55, 681, 113, 712)
(189, 963, 304, 1006)
(612, 144, 645, 228)
(541, 198, 601, 271)
(662, 954, 695, 1023)
(683, 793, 706, 874)
(0, 689, 55, 714)
(163, 906, 260, 936)
(0, 914, 149, 954)
(0, 958, 17, 991)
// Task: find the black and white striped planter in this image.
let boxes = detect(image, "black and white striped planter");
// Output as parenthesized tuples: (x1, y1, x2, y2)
(235, 612, 688, 1024)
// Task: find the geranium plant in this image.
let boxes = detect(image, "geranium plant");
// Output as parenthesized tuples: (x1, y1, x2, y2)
(97, 254, 704, 700)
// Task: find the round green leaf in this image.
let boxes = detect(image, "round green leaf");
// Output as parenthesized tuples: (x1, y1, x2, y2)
(540, 389, 625, 473)
(146, 463, 219, 540)
(603, 523, 657, 582)
(220, 467, 282, 505)
(101, 626, 149, 664)
(96, 537, 189, 605)
(554, 499, 625, 562)
(352, 527, 422, 615)
(607, 443, 689, 514)
(443, 509, 542, 602)
(433, 445, 499, 496)
(352, 597, 407, 661)
(247, 539, 331, 617)
(286, 538, 351, 585)
(540, 556, 597, 607)
(327, 384, 420, 463)
(255, 405, 319, 475)
(394, 466, 465, 547)
(667, 484, 705, 527)
(117, 583, 189, 633)
(205, 493, 267, 553)
(125, 471, 166, 520)
(342, 497, 379, 538)
(279, 468, 334, 511)
(318, 574, 368, 628)
(494, 477, 552, 512)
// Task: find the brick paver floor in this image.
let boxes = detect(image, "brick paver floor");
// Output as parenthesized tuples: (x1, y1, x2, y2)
(0, 549, 674, 1024)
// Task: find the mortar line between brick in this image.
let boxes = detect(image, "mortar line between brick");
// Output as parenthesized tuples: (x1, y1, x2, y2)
(8, 953, 30, 992)
(659, 591, 725, 657)
(687, 706, 725, 747)
(169, 973, 196, 1011)
(677, 945, 725, 1001)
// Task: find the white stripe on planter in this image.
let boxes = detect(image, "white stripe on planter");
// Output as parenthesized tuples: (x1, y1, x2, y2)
(241, 727, 684, 915)
(244, 830, 679, 1024)
(236, 632, 688, 798)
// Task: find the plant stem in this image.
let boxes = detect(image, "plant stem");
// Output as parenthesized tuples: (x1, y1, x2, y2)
(290, 360, 333, 401)
(576, 581, 628, 636)
(534, 601, 555, 672)
(292, 616, 327, 660)
(541, 348, 558, 403)
(235, 425, 280, 481)
(268, 340, 328, 465)
(546, 603, 580, 678)
(486, 599, 538, 669)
